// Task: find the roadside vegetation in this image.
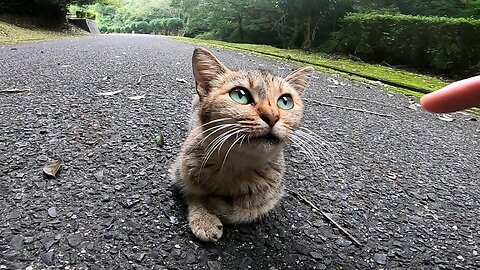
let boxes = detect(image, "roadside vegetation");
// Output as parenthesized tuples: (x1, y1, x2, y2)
(1, 0, 478, 99)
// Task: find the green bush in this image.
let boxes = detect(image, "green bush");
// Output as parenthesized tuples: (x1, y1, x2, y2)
(130, 21, 150, 34)
(331, 12, 480, 77)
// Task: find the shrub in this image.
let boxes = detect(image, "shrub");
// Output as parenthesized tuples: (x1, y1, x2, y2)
(331, 12, 480, 78)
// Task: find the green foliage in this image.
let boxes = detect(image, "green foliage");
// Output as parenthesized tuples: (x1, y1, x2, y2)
(331, 12, 480, 77)
(0, 0, 97, 25)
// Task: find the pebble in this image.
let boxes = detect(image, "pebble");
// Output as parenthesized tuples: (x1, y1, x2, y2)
(41, 251, 55, 266)
(48, 207, 57, 218)
(9, 235, 24, 249)
(67, 234, 83, 248)
(473, 250, 478, 256)
(374, 253, 387, 265)
(309, 252, 323, 260)
(207, 261, 221, 270)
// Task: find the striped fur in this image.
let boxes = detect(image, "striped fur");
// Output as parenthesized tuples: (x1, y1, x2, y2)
(172, 48, 314, 242)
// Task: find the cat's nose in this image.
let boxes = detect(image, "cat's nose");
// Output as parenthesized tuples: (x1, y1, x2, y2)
(260, 113, 279, 127)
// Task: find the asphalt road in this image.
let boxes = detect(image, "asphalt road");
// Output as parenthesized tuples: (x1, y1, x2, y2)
(0, 34, 479, 269)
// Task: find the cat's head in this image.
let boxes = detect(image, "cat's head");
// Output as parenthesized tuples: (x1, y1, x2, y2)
(192, 48, 313, 152)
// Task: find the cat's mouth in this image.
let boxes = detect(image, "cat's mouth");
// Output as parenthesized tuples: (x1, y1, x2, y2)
(251, 132, 281, 144)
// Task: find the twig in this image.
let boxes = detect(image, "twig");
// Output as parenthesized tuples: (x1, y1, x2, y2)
(288, 189, 363, 247)
(136, 73, 156, 85)
(333, 95, 405, 110)
(305, 99, 394, 118)
(0, 88, 30, 94)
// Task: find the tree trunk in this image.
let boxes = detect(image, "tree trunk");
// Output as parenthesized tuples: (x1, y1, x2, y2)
(237, 15, 244, 42)
(302, 16, 312, 50)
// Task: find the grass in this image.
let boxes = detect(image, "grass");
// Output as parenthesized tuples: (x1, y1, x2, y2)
(0, 20, 79, 45)
(173, 37, 450, 99)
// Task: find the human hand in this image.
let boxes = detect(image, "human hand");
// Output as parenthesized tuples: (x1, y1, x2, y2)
(420, 76, 480, 113)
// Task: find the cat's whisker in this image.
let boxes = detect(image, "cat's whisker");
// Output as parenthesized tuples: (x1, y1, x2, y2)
(295, 133, 335, 167)
(290, 134, 320, 166)
(290, 134, 330, 181)
(299, 127, 336, 153)
(220, 134, 247, 171)
(192, 118, 233, 132)
(197, 124, 238, 145)
(199, 128, 245, 178)
(295, 129, 338, 162)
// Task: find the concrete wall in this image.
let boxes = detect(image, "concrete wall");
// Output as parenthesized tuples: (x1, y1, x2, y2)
(68, 18, 100, 35)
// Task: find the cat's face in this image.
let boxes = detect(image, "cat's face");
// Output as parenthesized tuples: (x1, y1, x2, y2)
(192, 48, 314, 152)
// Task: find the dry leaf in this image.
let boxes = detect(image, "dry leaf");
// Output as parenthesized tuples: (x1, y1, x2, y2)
(43, 159, 64, 179)
(438, 114, 454, 122)
(175, 78, 187, 84)
(96, 90, 123, 96)
(128, 95, 146, 100)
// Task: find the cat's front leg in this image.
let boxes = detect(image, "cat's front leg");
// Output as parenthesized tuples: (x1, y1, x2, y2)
(187, 196, 224, 242)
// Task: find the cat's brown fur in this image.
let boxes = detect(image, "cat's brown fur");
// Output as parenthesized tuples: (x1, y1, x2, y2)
(172, 48, 314, 242)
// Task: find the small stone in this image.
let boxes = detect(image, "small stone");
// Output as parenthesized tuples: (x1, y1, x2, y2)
(120, 198, 140, 209)
(309, 252, 323, 260)
(47, 207, 57, 218)
(9, 235, 24, 249)
(298, 174, 306, 180)
(43, 239, 56, 251)
(336, 238, 352, 247)
(316, 264, 327, 270)
(374, 253, 387, 265)
(457, 255, 464, 261)
(66, 234, 82, 248)
(452, 225, 458, 231)
(426, 193, 437, 201)
(135, 253, 146, 262)
(174, 244, 181, 249)
(94, 171, 104, 181)
(240, 257, 254, 268)
(473, 250, 478, 256)
(9, 210, 21, 219)
(24, 237, 34, 244)
(151, 189, 159, 195)
(41, 251, 55, 266)
(207, 261, 221, 270)
(169, 216, 178, 225)
(185, 253, 196, 264)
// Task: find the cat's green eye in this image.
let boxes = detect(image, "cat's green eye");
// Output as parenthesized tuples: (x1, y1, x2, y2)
(229, 87, 254, 105)
(277, 94, 294, 110)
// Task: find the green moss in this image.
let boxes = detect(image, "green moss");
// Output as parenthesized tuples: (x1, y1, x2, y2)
(174, 36, 450, 96)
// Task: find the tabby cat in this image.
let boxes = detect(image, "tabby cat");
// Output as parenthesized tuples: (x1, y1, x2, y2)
(172, 48, 314, 242)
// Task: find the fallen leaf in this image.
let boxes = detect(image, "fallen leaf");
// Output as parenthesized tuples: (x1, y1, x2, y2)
(96, 90, 123, 96)
(128, 95, 146, 100)
(438, 114, 454, 122)
(43, 159, 63, 179)
(102, 76, 112, 81)
(0, 88, 30, 94)
(155, 132, 165, 147)
(175, 78, 187, 84)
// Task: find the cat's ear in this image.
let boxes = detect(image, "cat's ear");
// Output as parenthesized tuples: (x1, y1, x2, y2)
(285, 66, 315, 95)
(192, 48, 229, 96)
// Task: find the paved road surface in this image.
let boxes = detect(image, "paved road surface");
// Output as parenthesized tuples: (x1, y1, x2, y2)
(0, 35, 479, 269)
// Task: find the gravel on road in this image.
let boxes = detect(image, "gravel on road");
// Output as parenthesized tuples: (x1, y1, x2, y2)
(0, 34, 479, 269)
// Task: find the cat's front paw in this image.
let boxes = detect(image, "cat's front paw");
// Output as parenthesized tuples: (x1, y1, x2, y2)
(189, 211, 223, 242)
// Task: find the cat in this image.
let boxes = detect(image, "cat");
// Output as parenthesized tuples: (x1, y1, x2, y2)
(172, 48, 314, 242)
